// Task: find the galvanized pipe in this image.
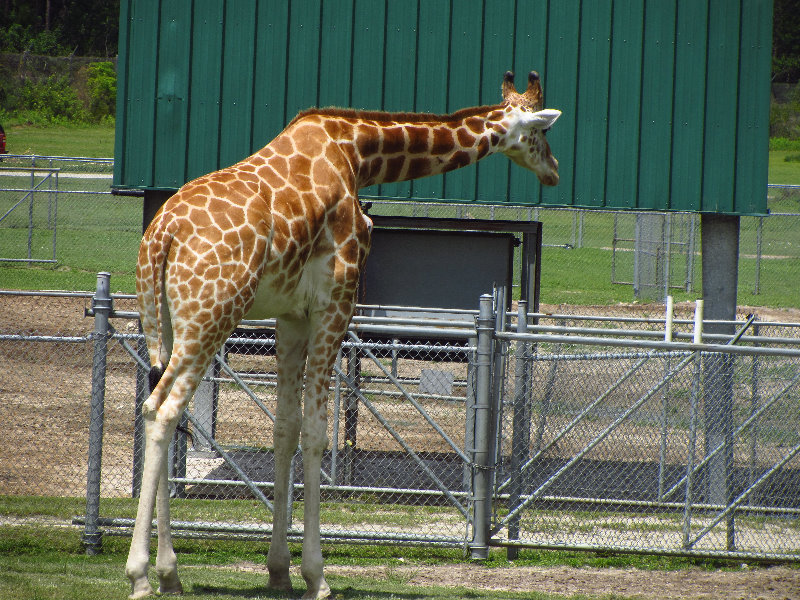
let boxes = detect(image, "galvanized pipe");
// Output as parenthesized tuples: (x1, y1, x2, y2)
(215, 352, 276, 422)
(507, 301, 531, 559)
(181, 410, 274, 512)
(687, 440, 800, 550)
(681, 352, 703, 549)
(469, 295, 495, 559)
(664, 366, 800, 501)
(83, 272, 112, 555)
(497, 353, 656, 494)
(498, 331, 800, 358)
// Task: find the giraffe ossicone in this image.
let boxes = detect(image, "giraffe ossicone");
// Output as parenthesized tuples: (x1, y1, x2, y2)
(125, 70, 561, 599)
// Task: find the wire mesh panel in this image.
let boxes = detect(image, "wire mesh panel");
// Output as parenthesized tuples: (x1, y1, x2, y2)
(0, 292, 138, 506)
(495, 314, 800, 560)
(0, 155, 139, 288)
(106, 317, 478, 546)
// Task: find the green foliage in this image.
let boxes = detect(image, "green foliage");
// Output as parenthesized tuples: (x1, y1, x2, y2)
(773, 0, 800, 82)
(770, 88, 800, 140)
(769, 137, 800, 152)
(0, 63, 117, 124)
(16, 74, 89, 124)
(786, 153, 800, 163)
(86, 61, 116, 120)
(0, 23, 68, 54)
(0, 1, 120, 57)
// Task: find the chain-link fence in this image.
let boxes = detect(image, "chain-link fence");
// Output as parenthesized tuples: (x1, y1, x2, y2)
(1, 156, 799, 308)
(0, 155, 139, 284)
(5, 279, 797, 561)
(364, 188, 800, 310)
(495, 303, 800, 560)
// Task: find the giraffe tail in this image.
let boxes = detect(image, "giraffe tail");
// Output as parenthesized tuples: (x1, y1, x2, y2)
(136, 215, 174, 387)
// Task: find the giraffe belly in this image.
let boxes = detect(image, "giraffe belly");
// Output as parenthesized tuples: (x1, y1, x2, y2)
(245, 255, 334, 321)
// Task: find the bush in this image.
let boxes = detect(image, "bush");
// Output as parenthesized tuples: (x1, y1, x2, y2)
(0, 58, 117, 124)
(86, 62, 116, 120)
(17, 75, 89, 124)
(770, 83, 800, 140)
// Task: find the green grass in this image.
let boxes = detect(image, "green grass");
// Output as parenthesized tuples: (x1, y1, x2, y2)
(769, 150, 800, 184)
(1, 493, 752, 600)
(3, 122, 116, 158)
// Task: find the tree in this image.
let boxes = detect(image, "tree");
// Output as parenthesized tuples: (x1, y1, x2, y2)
(0, 0, 119, 56)
(773, 0, 800, 82)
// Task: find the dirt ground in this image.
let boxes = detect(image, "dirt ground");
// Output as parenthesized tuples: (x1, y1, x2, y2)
(4, 294, 800, 599)
(228, 560, 800, 600)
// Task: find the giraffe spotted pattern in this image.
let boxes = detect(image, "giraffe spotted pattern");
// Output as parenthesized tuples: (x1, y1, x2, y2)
(126, 70, 561, 600)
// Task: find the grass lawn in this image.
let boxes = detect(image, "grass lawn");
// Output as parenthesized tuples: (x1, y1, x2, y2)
(769, 150, 800, 184)
(0, 495, 742, 600)
(3, 122, 116, 158)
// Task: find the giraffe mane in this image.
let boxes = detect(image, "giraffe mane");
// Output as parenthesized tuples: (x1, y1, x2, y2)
(289, 104, 504, 126)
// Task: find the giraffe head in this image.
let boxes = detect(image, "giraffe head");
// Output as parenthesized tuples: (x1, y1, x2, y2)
(499, 71, 561, 186)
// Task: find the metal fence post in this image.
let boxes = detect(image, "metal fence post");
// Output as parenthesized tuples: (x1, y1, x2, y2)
(83, 272, 112, 554)
(470, 294, 495, 560)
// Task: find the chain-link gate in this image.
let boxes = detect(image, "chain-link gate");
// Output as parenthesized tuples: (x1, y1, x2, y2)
(81, 273, 482, 550)
(492, 301, 800, 561)
(76, 275, 800, 562)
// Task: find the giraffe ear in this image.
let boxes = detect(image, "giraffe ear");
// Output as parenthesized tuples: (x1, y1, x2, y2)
(524, 109, 562, 130)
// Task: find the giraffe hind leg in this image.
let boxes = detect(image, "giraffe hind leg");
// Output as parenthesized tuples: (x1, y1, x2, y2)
(126, 353, 208, 598)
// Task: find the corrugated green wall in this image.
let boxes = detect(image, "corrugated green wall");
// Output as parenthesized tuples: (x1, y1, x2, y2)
(113, 0, 772, 215)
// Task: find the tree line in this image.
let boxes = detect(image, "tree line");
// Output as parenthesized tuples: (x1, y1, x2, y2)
(0, 0, 119, 57)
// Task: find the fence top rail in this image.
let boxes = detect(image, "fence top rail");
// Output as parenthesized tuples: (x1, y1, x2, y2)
(1, 154, 113, 164)
(0, 166, 60, 173)
(520, 324, 800, 347)
(88, 308, 477, 340)
(498, 330, 800, 358)
(0, 289, 136, 300)
(521, 311, 800, 330)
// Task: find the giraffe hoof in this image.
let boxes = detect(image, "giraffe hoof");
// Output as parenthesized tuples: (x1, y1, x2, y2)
(268, 573, 293, 593)
(128, 580, 155, 599)
(157, 575, 183, 595)
(301, 580, 331, 599)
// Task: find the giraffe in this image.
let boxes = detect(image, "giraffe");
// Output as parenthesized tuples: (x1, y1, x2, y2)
(125, 70, 561, 599)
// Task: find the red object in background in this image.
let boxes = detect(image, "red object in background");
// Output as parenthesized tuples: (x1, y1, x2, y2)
(0, 124, 6, 154)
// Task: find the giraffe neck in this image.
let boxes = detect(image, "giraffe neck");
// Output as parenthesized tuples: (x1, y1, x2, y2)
(296, 105, 511, 190)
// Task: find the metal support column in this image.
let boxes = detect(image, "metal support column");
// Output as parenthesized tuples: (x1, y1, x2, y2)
(701, 214, 739, 550)
(83, 272, 112, 554)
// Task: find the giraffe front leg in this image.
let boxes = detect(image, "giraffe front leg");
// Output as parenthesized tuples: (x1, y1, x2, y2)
(267, 318, 307, 593)
(299, 346, 339, 599)
(266, 420, 299, 593)
(300, 425, 330, 600)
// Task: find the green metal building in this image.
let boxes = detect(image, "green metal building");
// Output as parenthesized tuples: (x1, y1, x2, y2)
(113, 0, 773, 215)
